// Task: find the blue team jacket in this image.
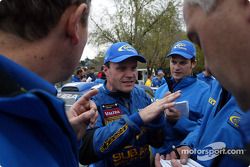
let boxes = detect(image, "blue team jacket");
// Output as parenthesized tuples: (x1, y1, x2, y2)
(0, 55, 78, 167)
(181, 80, 247, 166)
(90, 83, 165, 167)
(152, 77, 166, 87)
(153, 76, 210, 154)
(196, 72, 215, 86)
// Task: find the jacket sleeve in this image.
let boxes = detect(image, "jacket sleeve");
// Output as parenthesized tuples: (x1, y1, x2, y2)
(179, 125, 200, 149)
(79, 111, 144, 165)
(143, 115, 165, 148)
(173, 116, 202, 135)
(173, 89, 209, 135)
(142, 90, 165, 148)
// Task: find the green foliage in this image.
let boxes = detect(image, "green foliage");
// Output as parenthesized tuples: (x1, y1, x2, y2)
(89, 0, 204, 74)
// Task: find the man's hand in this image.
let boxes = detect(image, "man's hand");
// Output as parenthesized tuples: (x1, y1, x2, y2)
(155, 146, 191, 167)
(139, 91, 181, 124)
(67, 89, 98, 140)
(165, 107, 181, 123)
(169, 145, 191, 164)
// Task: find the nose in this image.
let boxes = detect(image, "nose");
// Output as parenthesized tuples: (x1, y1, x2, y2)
(125, 69, 136, 78)
(173, 63, 181, 70)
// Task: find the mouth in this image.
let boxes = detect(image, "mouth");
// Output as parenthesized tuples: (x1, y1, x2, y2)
(121, 81, 135, 85)
(173, 72, 182, 75)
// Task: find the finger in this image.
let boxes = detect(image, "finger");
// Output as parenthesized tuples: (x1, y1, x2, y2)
(170, 151, 177, 159)
(89, 100, 97, 110)
(166, 154, 171, 160)
(179, 152, 189, 164)
(161, 91, 181, 104)
(160, 154, 166, 160)
(90, 110, 98, 124)
(165, 110, 173, 117)
(171, 159, 182, 167)
(163, 91, 171, 97)
(155, 153, 162, 167)
(166, 91, 181, 101)
(77, 109, 96, 124)
(162, 103, 175, 112)
(78, 89, 98, 103)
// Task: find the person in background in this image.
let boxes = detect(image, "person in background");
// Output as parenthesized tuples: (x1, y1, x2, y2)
(155, 0, 250, 166)
(155, 79, 248, 167)
(145, 73, 153, 87)
(94, 67, 106, 84)
(0, 0, 98, 166)
(152, 70, 166, 87)
(196, 62, 215, 86)
(81, 66, 88, 82)
(79, 42, 181, 167)
(153, 40, 210, 155)
(86, 66, 97, 82)
(71, 67, 84, 82)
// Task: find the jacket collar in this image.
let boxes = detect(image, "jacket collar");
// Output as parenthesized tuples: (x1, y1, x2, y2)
(101, 81, 131, 99)
(170, 75, 197, 91)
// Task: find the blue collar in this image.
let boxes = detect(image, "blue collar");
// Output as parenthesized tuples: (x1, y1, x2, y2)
(170, 76, 197, 91)
(101, 81, 131, 98)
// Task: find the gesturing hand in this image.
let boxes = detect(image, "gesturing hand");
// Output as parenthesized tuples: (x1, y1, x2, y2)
(139, 90, 181, 124)
(67, 89, 98, 140)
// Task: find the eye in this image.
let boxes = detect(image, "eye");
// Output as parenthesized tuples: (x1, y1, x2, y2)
(132, 66, 137, 71)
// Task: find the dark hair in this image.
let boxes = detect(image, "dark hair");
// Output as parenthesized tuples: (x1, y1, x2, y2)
(0, 0, 91, 41)
(76, 69, 83, 75)
(191, 57, 196, 63)
(104, 62, 110, 68)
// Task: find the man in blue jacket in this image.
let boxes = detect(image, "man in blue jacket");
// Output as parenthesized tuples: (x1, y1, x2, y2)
(153, 40, 210, 154)
(155, 80, 248, 167)
(196, 62, 215, 86)
(152, 70, 166, 87)
(156, 0, 250, 166)
(79, 42, 181, 167)
(0, 1, 98, 167)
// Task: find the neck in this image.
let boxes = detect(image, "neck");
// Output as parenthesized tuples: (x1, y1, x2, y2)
(0, 31, 66, 84)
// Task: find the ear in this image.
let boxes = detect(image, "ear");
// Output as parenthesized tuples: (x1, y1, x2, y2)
(191, 60, 197, 69)
(66, 4, 88, 45)
(103, 65, 110, 76)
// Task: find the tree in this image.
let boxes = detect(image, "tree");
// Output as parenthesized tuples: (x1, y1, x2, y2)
(89, 0, 183, 74)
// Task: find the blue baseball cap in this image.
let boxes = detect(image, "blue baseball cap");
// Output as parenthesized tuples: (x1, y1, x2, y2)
(167, 40, 196, 59)
(104, 42, 146, 64)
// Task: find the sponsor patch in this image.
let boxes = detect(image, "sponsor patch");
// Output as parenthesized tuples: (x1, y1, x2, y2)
(228, 111, 242, 129)
(102, 103, 122, 118)
(118, 44, 137, 53)
(102, 103, 123, 124)
(208, 97, 216, 106)
(104, 109, 122, 118)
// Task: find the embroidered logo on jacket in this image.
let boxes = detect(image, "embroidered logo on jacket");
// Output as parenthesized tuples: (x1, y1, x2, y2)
(102, 103, 123, 125)
(208, 97, 216, 106)
(100, 124, 128, 152)
(227, 111, 242, 129)
(112, 145, 150, 166)
(228, 115, 240, 128)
